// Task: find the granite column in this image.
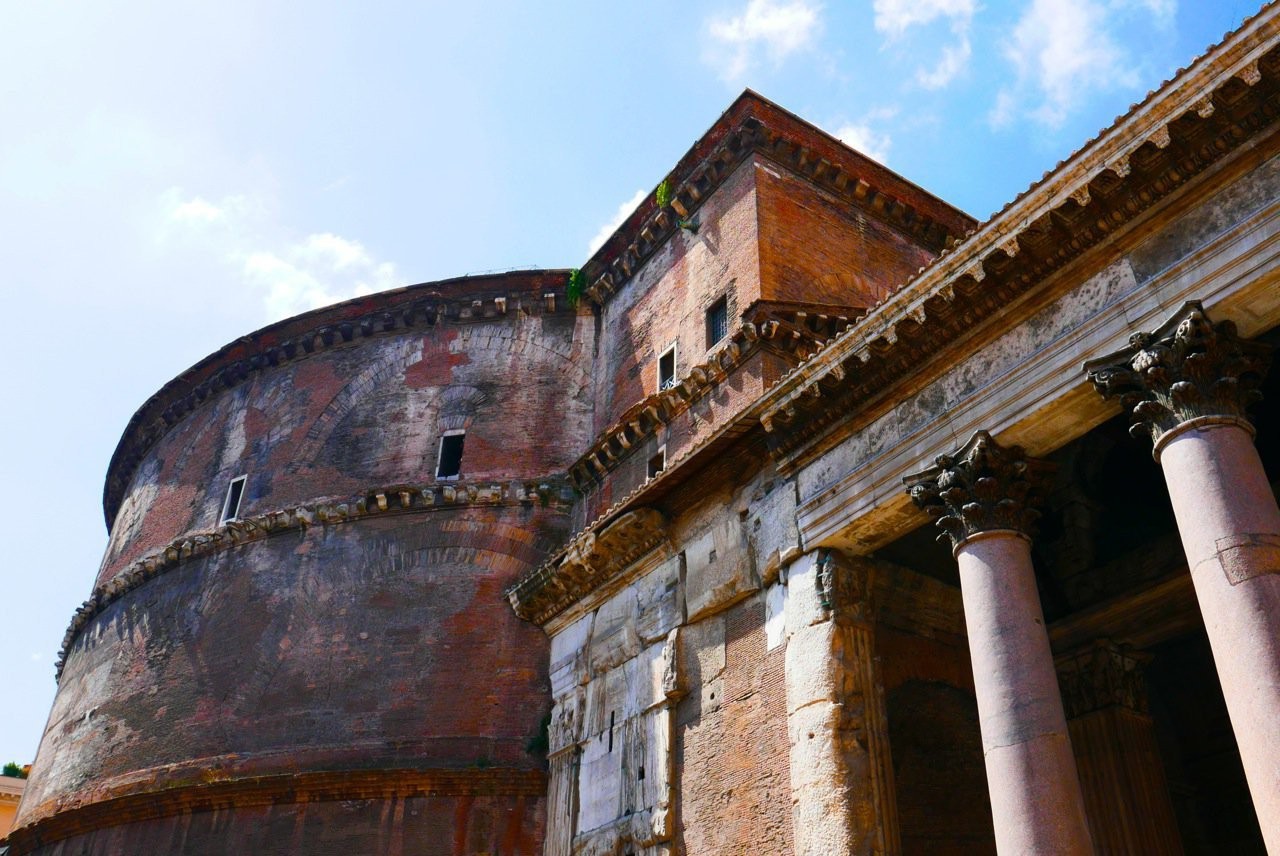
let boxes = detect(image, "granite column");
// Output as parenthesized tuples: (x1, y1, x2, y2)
(906, 432, 1093, 855)
(1088, 302, 1280, 850)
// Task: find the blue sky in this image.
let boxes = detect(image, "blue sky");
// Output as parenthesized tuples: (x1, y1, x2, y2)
(0, 0, 1261, 766)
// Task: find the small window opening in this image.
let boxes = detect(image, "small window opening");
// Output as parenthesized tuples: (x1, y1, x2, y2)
(608, 711, 615, 753)
(638, 765, 645, 781)
(658, 345, 677, 391)
(648, 448, 666, 479)
(220, 475, 247, 524)
(436, 431, 465, 480)
(706, 296, 729, 348)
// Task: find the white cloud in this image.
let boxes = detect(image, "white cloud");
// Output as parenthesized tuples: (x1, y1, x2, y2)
(873, 0, 975, 89)
(157, 188, 401, 322)
(588, 188, 646, 256)
(170, 196, 227, 224)
(873, 0, 975, 36)
(917, 39, 971, 89)
(705, 0, 822, 82)
(992, 0, 1171, 128)
(834, 122, 892, 165)
(241, 235, 399, 320)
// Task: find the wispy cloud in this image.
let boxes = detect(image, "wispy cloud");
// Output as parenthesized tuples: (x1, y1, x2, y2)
(834, 121, 892, 165)
(588, 188, 646, 256)
(992, 0, 1175, 128)
(873, 0, 976, 89)
(158, 188, 401, 322)
(705, 0, 822, 82)
(241, 234, 399, 320)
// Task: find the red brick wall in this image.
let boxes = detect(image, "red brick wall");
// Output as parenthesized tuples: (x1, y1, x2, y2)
(756, 161, 941, 309)
(24, 278, 597, 853)
(676, 594, 794, 853)
(592, 159, 762, 436)
(25, 511, 562, 833)
(99, 311, 594, 588)
(19, 795, 543, 856)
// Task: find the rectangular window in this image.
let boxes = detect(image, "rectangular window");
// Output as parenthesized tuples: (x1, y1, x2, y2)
(220, 475, 246, 524)
(658, 345, 677, 391)
(436, 431, 465, 479)
(706, 296, 729, 348)
(648, 447, 666, 479)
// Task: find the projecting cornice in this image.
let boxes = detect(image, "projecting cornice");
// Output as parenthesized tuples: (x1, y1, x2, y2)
(506, 507, 669, 625)
(758, 6, 1280, 465)
(102, 270, 576, 531)
(568, 302, 861, 490)
(579, 92, 976, 305)
(505, 4, 1280, 629)
(62, 476, 574, 680)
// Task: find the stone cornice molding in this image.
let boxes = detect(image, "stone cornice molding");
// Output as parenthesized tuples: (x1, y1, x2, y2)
(570, 303, 860, 490)
(506, 507, 668, 625)
(580, 94, 975, 306)
(1085, 301, 1273, 453)
(1055, 640, 1152, 719)
(103, 270, 575, 530)
(508, 10, 1280, 626)
(58, 477, 574, 681)
(756, 8, 1280, 465)
(904, 431, 1054, 550)
(5, 767, 545, 855)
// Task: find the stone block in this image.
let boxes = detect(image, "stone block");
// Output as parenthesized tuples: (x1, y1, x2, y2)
(589, 587, 641, 676)
(578, 725, 623, 833)
(679, 613, 725, 688)
(784, 551, 827, 637)
(635, 556, 684, 643)
(685, 517, 758, 622)
(549, 687, 585, 755)
(551, 612, 594, 699)
(583, 664, 627, 738)
(626, 636, 678, 716)
(747, 478, 801, 585)
(765, 581, 787, 651)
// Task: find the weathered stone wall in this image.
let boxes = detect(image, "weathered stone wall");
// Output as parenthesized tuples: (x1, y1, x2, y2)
(543, 465, 800, 854)
(17, 273, 594, 855)
(19, 794, 543, 856)
(101, 303, 593, 588)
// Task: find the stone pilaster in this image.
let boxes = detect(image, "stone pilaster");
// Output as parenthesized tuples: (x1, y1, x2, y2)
(907, 433, 1094, 855)
(1056, 641, 1183, 855)
(784, 550, 899, 856)
(1087, 302, 1280, 852)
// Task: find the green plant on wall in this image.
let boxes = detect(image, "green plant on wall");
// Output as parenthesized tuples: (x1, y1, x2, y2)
(656, 178, 699, 233)
(655, 178, 671, 209)
(3, 762, 26, 778)
(567, 268, 585, 306)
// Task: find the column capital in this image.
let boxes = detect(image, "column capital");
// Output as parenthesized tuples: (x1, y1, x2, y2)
(1085, 301, 1272, 451)
(1055, 640, 1151, 720)
(904, 431, 1054, 550)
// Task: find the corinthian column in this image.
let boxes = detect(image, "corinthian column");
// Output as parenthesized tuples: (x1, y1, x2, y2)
(1087, 301, 1280, 850)
(906, 433, 1093, 855)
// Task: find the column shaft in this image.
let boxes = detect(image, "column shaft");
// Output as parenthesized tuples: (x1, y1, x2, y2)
(1159, 421, 1280, 847)
(957, 532, 1093, 856)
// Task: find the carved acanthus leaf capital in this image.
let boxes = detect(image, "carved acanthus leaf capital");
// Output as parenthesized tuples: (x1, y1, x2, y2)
(1085, 302, 1272, 447)
(1056, 640, 1151, 719)
(904, 431, 1054, 549)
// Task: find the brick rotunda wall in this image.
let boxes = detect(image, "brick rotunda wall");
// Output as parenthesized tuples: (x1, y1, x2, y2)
(11, 272, 593, 856)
